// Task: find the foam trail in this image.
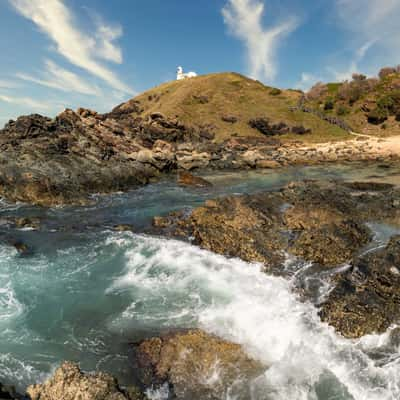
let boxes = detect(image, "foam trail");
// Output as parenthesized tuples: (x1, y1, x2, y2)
(108, 234, 400, 400)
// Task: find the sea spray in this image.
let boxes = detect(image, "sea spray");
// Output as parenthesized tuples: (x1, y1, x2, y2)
(108, 234, 400, 400)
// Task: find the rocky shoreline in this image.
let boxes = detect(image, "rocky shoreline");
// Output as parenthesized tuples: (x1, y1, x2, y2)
(0, 107, 398, 206)
(151, 179, 400, 338)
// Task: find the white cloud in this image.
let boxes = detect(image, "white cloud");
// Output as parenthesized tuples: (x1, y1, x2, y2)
(329, 40, 375, 81)
(16, 60, 101, 96)
(0, 93, 53, 110)
(9, 0, 132, 94)
(295, 73, 322, 91)
(222, 0, 298, 82)
(0, 80, 19, 89)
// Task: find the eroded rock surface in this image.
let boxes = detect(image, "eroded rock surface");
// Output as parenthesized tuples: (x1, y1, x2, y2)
(177, 171, 212, 187)
(132, 329, 263, 400)
(319, 236, 400, 338)
(26, 362, 143, 400)
(153, 180, 399, 269)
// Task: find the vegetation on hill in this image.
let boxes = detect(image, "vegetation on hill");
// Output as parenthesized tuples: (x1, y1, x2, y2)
(126, 72, 349, 142)
(306, 66, 400, 136)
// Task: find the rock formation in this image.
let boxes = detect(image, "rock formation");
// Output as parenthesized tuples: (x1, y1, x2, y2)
(132, 329, 263, 400)
(26, 362, 144, 400)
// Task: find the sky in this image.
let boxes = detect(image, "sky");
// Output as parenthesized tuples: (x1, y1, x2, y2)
(0, 0, 399, 126)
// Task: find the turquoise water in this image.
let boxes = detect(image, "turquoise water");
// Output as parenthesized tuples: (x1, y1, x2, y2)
(1, 164, 400, 399)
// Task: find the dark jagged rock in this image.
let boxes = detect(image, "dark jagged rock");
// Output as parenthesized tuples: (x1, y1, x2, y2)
(319, 236, 400, 338)
(132, 330, 263, 400)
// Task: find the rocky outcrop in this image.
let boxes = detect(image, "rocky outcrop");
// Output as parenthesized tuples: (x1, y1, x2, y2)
(319, 236, 400, 338)
(1, 100, 399, 207)
(152, 180, 398, 269)
(26, 362, 144, 400)
(132, 330, 263, 400)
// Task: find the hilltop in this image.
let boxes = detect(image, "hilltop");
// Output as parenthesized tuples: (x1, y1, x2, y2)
(0, 71, 399, 206)
(120, 72, 349, 142)
(305, 66, 400, 136)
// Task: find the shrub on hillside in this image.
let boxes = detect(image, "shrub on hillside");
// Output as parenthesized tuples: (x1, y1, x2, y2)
(379, 67, 397, 80)
(324, 97, 335, 111)
(269, 88, 282, 96)
(307, 83, 327, 101)
(336, 105, 349, 116)
(367, 108, 388, 125)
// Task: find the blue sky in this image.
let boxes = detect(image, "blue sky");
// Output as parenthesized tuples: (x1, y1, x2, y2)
(0, 0, 399, 126)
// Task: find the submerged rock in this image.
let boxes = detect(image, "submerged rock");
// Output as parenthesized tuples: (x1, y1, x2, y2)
(177, 171, 212, 187)
(26, 362, 143, 400)
(319, 236, 400, 338)
(132, 329, 263, 400)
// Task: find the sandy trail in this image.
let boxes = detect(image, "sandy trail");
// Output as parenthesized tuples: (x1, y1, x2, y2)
(301, 134, 400, 158)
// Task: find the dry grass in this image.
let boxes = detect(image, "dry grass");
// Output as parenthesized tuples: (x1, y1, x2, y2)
(133, 72, 350, 143)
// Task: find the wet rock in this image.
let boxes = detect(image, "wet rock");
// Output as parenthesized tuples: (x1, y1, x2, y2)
(284, 205, 371, 266)
(152, 193, 287, 268)
(26, 362, 140, 400)
(132, 329, 263, 400)
(152, 180, 388, 269)
(12, 241, 30, 255)
(113, 224, 135, 232)
(256, 159, 281, 169)
(14, 217, 41, 230)
(177, 171, 212, 187)
(0, 383, 21, 400)
(342, 181, 394, 191)
(319, 236, 400, 338)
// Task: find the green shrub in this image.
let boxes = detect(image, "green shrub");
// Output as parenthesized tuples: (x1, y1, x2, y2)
(377, 95, 395, 112)
(269, 88, 282, 96)
(336, 104, 349, 116)
(324, 97, 335, 111)
(367, 108, 388, 125)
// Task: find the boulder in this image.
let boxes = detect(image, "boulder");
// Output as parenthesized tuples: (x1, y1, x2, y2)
(26, 362, 141, 400)
(132, 330, 263, 400)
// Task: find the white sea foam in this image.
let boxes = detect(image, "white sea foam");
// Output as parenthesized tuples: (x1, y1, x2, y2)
(0, 282, 24, 323)
(108, 234, 400, 400)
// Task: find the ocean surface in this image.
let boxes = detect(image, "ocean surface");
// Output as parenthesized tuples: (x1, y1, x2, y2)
(1, 163, 400, 400)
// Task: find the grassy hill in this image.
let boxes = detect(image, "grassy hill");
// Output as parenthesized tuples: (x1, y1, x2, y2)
(305, 67, 400, 136)
(125, 72, 349, 143)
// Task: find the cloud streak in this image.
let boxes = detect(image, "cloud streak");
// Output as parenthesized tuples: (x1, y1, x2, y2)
(9, 0, 132, 93)
(0, 93, 53, 110)
(222, 0, 298, 82)
(17, 60, 101, 96)
(335, 0, 400, 67)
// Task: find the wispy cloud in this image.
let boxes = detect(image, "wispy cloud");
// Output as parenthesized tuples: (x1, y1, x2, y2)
(16, 60, 101, 96)
(9, 0, 132, 93)
(0, 93, 53, 110)
(329, 40, 375, 81)
(222, 0, 298, 82)
(295, 73, 322, 91)
(335, 0, 400, 67)
(0, 79, 19, 89)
